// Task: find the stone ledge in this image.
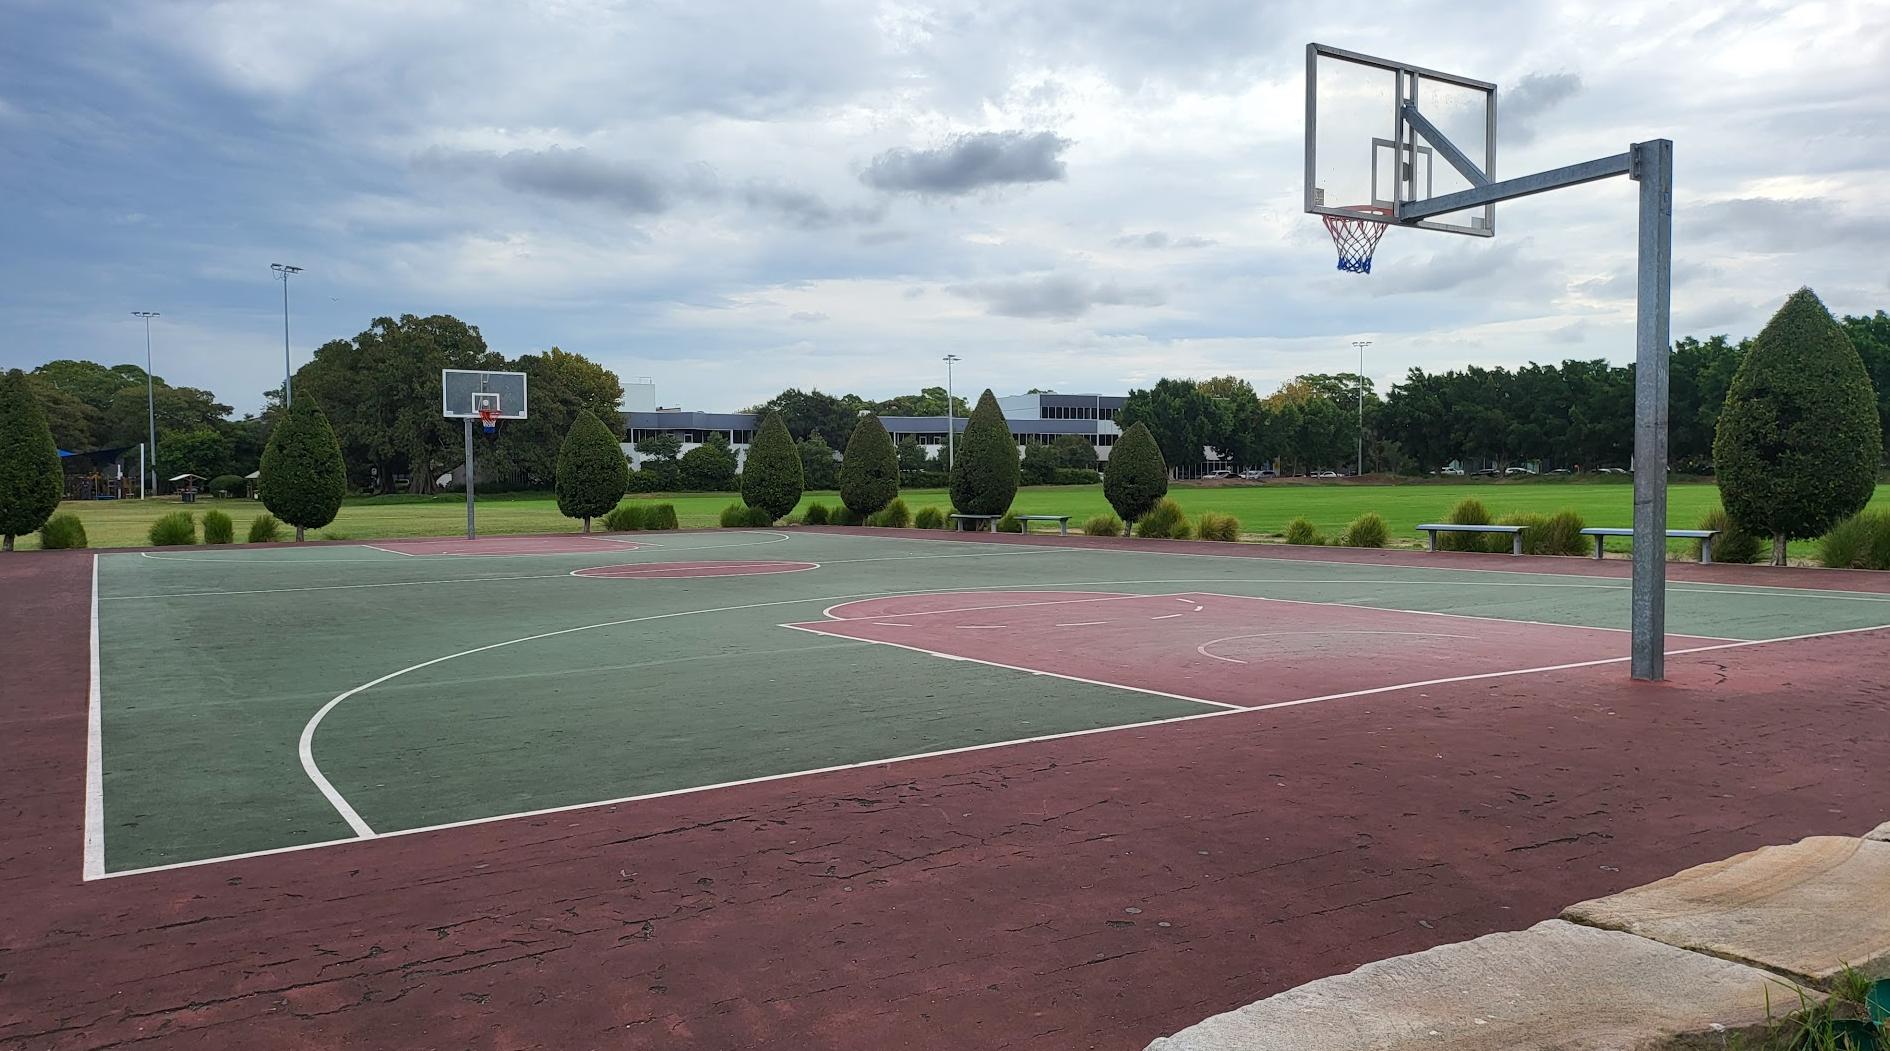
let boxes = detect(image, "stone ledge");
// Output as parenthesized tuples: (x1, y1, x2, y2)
(1865, 821, 1890, 843)
(1145, 919, 1810, 1051)
(1564, 836, 1890, 987)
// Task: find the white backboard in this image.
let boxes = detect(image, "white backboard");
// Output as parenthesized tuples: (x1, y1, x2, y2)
(442, 369, 529, 420)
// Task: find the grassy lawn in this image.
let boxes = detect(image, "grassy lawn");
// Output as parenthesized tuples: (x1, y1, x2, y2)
(22, 480, 1888, 557)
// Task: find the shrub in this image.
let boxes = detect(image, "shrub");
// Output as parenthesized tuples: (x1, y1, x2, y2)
(913, 506, 946, 530)
(1537, 509, 1588, 556)
(1135, 498, 1191, 540)
(1494, 512, 1549, 554)
(830, 505, 863, 526)
(1053, 467, 1101, 485)
(719, 502, 750, 527)
(201, 509, 234, 544)
(1284, 517, 1323, 545)
(1695, 507, 1765, 564)
(678, 432, 739, 491)
(207, 474, 247, 498)
(1715, 288, 1883, 563)
(867, 497, 911, 528)
(1103, 422, 1167, 528)
(839, 413, 900, 519)
(1196, 511, 1241, 542)
(555, 410, 632, 532)
(801, 502, 831, 525)
(603, 503, 648, 531)
(950, 389, 1020, 516)
(1819, 510, 1890, 570)
(259, 399, 346, 541)
(149, 511, 196, 546)
(742, 412, 804, 522)
(642, 504, 679, 530)
(1341, 512, 1388, 548)
(38, 513, 87, 549)
(996, 510, 1024, 533)
(1083, 513, 1123, 537)
(246, 513, 282, 543)
(0, 370, 64, 551)
(1439, 498, 1492, 552)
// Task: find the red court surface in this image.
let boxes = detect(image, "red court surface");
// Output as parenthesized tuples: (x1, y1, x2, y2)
(366, 535, 645, 556)
(789, 591, 1733, 709)
(572, 560, 820, 579)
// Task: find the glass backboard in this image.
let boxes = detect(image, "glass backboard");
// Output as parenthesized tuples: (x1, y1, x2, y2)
(442, 369, 529, 420)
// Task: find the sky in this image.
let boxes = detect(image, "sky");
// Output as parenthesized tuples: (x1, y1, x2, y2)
(2, 0, 1886, 416)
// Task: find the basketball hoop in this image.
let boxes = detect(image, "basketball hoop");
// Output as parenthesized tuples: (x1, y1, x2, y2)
(478, 408, 499, 434)
(1323, 207, 1392, 274)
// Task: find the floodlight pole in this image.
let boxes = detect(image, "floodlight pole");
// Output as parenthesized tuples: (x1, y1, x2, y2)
(1629, 140, 1673, 681)
(132, 312, 160, 496)
(464, 419, 477, 540)
(271, 264, 302, 406)
(1351, 340, 1372, 476)
(943, 354, 961, 468)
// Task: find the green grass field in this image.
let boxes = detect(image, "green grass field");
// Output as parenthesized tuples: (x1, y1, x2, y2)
(25, 480, 1890, 558)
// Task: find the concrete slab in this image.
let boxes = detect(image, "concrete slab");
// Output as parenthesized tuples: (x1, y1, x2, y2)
(1866, 821, 1890, 843)
(1564, 836, 1890, 987)
(1145, 919, 1808, 1051)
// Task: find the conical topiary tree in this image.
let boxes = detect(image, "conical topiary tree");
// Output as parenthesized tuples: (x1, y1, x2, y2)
(0, 370, 64, 552)
(1714, 288, 1884, 564)
(259, 398, 347, 542)
(742, 411, 803, 523)
(555, 409, 631, 533)
(1103, 421, 1168, 532)
(838, 412, 898, 518)
(949, 389, 1019, 516)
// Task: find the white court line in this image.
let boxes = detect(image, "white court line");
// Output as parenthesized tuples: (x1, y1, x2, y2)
(131, 532, 792, 565)
(1195, 630, 1478, 665)
(572, 561, 821, 578)
(1056, 621, 1109, 627)
(359, 544, 415, 557)
(819, 591, 1154, 622)
(1152, 613, 1184, 620)
(1185, 591, 1744, 644)
(83, 556, 104, 881)
(94, 603, 1890, 881)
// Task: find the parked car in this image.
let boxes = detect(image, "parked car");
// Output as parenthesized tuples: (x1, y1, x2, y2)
(1238, 469, 1268, 480)
(1311, 470, 1341, 478)
(1504, 466, 1537, 475)
(1472, 468, 1500, 476)
(1438, 466, 1464, 476)
(1204, 469, 1234, 479)
(1597, 466, 1630, 475)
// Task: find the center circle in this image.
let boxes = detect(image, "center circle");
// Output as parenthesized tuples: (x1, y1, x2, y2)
(571, 560, 820, 580)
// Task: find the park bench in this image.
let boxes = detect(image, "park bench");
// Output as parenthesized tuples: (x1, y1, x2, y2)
(1416, 522, 1527, 555)
(1014, 514, 1071, 536)
(950, 513, 1001, 532)
(1580, 527, 1720, 564)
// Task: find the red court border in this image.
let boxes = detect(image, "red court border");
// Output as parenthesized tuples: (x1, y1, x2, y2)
(366, 535, 646, 556)
(571, 560, 820, 580)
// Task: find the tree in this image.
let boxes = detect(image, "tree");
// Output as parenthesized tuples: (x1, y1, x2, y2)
(100, 383, 232, 449)
(1049, 433, 1099, 470)
(876, 386, 969, 418)
(1020, 442, 1060, 485)
(1103, 422, 1167, 528)
(258, 398, 346, 542)
(839, 413, 899, 517)
(746, 388, 866, 443)
(678, 432, 738, 491)
(555, 410, 630, 532)
(1841, 311, 1890, 458)
(949, 389, 1019, 515)
(0, 371, 65, 551)
(895, 437, 931, 478)
(500, 348, 625, 488)
(23, 376, 99, 451)
(1120, 378, 1222, 468)
(1715, 288, 1883, 564)
(156, 426, 233, 481)
(633, 433, 683, 490)
(797, 434, 840, 490)
(741, 412, 803, 522)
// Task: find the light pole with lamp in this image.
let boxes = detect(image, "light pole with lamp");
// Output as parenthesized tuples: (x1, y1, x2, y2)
(942, 354, 961, 469)
(1351, 339, 1372, 477)
(132, 311, 160, 497)
(271, 264, 302, 405)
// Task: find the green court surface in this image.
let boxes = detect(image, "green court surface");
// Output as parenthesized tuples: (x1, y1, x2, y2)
(91, 529, 1890, 877)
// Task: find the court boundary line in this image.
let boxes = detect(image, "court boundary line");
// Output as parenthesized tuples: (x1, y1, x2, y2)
(89, 568, 1890, 880)
(1184, 591, 1743, 643)
(130, 532, 792, 564)
(84, 556, 104, 880)
(1195, 630, 1478, 664)
(572, 561, 822, 579)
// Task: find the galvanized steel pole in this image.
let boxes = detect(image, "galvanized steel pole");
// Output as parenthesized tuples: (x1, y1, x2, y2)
(1629, 140, 1673, 680)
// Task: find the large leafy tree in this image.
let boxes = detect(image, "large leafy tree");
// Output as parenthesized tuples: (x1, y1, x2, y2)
(155, 426, 233, 480)
(295, 314, 504, 494)
(797, 434, 839, 489)
(741, 412, 803, 521)
(555, 410, 630, 532)
(1103, 422, 1167, 528)
(895, 437, 931, 478)
(23, 375, 100, 451)
(1120, 378, 1223, 468)
(258, 398, 346, 542)
(30, 360, 151, 414)
(0, 370, 65, 551)
(100, 383, 232, 449)
(949, 389, 1018, 515)
(632, 433, 682, 490)
(1715, 288, 1883, 564)
(875, 386, 969, 418)
(1050, 433, 1100, 470)
(746, 388, 869, 443)
(1841, 310, 1890, 457)
(838, 413, 899, 517)
(678, 432, 738, 491)
(500, 347, 625, 489)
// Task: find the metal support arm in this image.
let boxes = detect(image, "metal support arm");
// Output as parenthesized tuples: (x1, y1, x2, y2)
(1398, 152, 1631, 222)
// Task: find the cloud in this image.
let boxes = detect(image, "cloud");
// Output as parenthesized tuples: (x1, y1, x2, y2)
(1112, 230, 1215, 250)
(1503, 72, 1582, 145)
(862, 131, 1071, 195)
(789, 311, 828, 322)
(948, 273, 1163, 319)
(1691, 196, 1890, 254)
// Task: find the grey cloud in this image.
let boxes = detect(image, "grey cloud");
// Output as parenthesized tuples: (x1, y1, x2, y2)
(1368, 242, 1532, 298)
(740, 182, 883, 228)
(948, 273, 1163, 319)
(789, 311, 828, 322)
(1693, 197, 1890, 254)
(481, 146, 671, 213)
(862, 130, 1070, 195)
(1503, 72, 1582, 145)
(1112, 230, 1215, 250)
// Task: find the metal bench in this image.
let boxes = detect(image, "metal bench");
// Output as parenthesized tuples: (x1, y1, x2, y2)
(1580, 527, 1720, 564)
(949, 513, 1001, 532)
(1014, 514, 1071, 536)
(1416, 523, 1527, 555)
